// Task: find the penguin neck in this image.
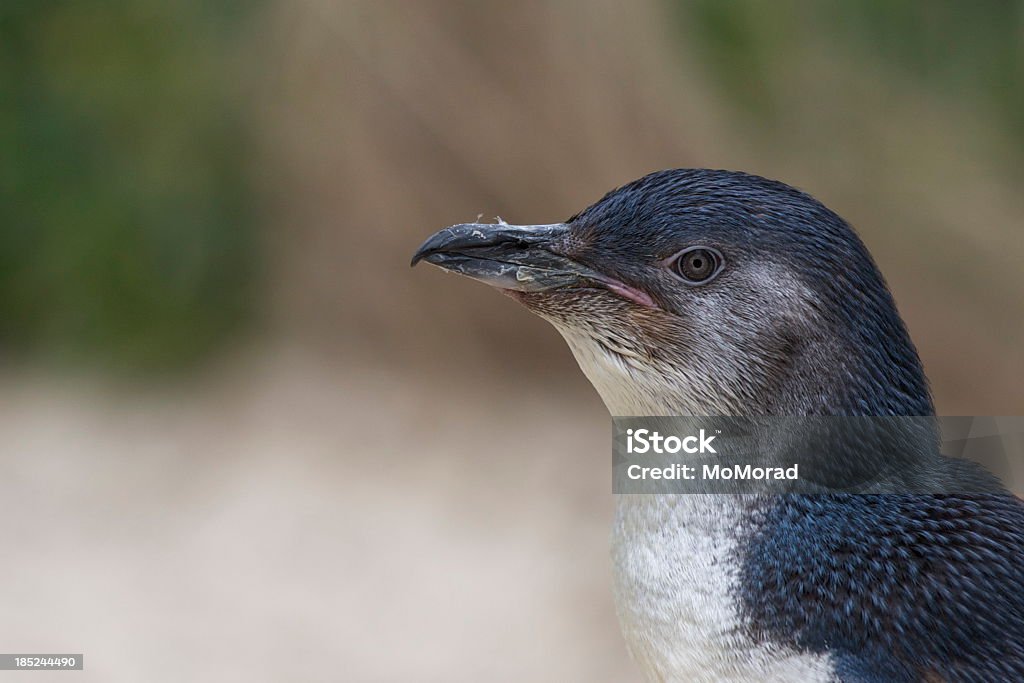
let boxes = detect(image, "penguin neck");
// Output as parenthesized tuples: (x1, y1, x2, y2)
(583, 340, 935, 419)
(560, 305, 935, 419)
(766, 322, 935, 418)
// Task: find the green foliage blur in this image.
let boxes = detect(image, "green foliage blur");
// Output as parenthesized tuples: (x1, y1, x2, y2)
(0, 2, 258, 372)
(678, 0, 1024, 164)
(3, 0, 1021, 381)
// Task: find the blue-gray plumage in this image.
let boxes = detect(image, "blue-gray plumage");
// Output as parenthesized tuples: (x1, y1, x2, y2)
(412, 169, 1024, 682)
(745, 494, 1024, 682)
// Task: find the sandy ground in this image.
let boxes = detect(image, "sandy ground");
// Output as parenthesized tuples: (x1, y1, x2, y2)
(0, 345, 640, 682)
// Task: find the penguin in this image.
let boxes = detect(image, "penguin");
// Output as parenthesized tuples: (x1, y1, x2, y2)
(411, 169, 1024, 682)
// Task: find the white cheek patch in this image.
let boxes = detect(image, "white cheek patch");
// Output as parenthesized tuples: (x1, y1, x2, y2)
(742, 263, 819, 329)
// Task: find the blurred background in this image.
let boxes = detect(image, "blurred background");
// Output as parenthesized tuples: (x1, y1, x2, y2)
(2, 1, 1022, 681)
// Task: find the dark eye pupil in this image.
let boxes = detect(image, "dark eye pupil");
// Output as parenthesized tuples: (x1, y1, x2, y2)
(675, 248, 719, 282)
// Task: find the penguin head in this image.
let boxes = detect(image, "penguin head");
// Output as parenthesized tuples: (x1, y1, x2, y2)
(413, 169, 932, 417)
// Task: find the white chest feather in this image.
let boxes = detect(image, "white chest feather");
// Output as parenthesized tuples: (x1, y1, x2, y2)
(558, 327, 835, 682)
(612, 496, 835, 683)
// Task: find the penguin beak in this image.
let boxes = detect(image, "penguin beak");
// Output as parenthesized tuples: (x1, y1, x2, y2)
(410, 222, 588, 292)
(412, 221, 658, 307)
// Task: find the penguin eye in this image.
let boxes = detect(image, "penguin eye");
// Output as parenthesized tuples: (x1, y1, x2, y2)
(670, 247, 723, 285)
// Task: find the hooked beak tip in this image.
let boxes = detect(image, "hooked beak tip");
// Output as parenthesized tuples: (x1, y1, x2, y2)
(410, 226, 467, 268)
(409, 237, 438, 268)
